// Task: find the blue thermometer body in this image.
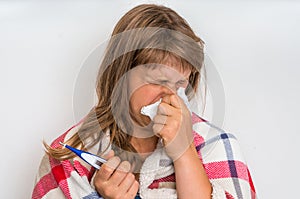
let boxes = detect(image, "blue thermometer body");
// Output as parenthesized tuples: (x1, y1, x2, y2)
(60, 142, 141, 198)
(59, 142, 107, 170)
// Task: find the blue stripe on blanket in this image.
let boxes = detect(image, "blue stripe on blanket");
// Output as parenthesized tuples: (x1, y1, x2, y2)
(221, 132, 243, 198)
(83, 192, 140, 199)
(195, 131, 237, 152)
(83, 192, 104, 199)
(159, 158, 173, 167)
(195, 121, 244, 198)
(135, 195, 141, 199)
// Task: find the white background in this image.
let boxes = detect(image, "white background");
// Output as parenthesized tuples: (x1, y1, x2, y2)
(1, 0, 299, 198)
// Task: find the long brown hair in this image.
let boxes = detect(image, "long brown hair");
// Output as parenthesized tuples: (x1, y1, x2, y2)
(45, 4, 205, 161)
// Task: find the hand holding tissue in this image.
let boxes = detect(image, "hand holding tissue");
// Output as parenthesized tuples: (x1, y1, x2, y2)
(140, 87, 194, 160)
(140, 87, 191, 120)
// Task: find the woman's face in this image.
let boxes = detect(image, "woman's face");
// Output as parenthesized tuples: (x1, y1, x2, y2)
(128, 63, 191, 126)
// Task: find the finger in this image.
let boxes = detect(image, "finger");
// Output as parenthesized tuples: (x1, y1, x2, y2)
(153, 123, 164, 137)
(109, 161, 131, 186)
(97, 156, 121, 181)
(157, 102, 177, 116)
(169, 94, 181, 108)
(103, 150, 115, 159)
(161, 95, 171, 105)
(118, 173, 136, 194)
(125, 180, 139, 199)
(153, 114, 168, 125)
(162, 94, 181, 109)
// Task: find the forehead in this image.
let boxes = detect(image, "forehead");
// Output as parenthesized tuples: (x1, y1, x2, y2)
(134, 50, 193, 78)
(146, 63, 191, 79)
(128, 63, 190, 87)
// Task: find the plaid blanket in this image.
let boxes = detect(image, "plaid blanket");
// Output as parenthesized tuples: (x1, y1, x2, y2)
(32, 113, 256, 199)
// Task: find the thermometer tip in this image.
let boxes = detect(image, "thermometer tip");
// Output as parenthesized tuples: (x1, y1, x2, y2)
(59, 141, 66, 147)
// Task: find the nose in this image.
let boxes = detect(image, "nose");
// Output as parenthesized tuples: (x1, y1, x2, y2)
(161, 83, 178, 94)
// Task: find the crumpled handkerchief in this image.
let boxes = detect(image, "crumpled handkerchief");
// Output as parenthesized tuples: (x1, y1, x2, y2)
(140, 87, 191, 120)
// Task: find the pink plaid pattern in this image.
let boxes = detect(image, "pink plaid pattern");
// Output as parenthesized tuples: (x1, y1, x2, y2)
(32, 113, 256, 198)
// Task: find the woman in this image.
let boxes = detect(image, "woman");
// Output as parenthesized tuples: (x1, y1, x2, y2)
(32, 4, 256, 199)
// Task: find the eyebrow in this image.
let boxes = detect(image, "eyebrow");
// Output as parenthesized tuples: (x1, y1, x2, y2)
(148, 67, 191, 82)
(155, 78, 188, 83)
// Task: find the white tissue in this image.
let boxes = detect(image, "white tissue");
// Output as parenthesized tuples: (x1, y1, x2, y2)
(140, 87, 191, 120)
(140, 99, 162, 120)
(176, 87, 192, 113)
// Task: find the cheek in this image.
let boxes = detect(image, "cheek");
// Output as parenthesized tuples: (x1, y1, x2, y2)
(130, 84, 161, 112)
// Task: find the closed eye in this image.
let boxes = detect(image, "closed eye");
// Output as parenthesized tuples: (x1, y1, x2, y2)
(158, 80, 169, 85)
(176, 80, 188, 87)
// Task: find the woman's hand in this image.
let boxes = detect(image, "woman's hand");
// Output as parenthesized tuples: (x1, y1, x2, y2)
(153, 93, 194, 160)
(93, 150, 139, 199)
(153, 94, 212, 198)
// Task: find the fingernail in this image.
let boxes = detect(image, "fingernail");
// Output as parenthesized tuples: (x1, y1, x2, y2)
(118, 161, 131, 173)
(106, 156, 120, 169)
